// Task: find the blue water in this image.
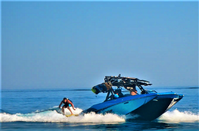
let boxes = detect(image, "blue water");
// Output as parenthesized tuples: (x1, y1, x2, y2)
(1, 87, 199, 131)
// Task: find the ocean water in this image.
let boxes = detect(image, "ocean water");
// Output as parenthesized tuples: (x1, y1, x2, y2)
(0, 87, 198, 131)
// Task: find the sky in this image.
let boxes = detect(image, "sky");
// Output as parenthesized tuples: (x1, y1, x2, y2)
(1, 1, 198, 89)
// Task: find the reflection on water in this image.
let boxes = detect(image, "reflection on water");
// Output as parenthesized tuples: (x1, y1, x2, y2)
(1, 121, 190, 131)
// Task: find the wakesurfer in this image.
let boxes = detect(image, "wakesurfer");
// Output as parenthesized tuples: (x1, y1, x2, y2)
(59, 98, 76, 115)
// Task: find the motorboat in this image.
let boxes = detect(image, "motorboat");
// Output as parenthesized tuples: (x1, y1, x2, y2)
(83, 74, 183, 121)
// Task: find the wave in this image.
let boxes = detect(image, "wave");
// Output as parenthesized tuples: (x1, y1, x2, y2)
(1, 107, 198, 123)
(0, 107, 125, 123)
(158, 109, 199, 123)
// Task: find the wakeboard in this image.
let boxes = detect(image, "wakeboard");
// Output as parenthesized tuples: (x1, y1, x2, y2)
(65, 114, 79, 117)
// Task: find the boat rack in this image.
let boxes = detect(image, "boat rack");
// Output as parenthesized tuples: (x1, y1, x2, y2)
(104, 74, 152, 87)
(91, 74, 152, 96)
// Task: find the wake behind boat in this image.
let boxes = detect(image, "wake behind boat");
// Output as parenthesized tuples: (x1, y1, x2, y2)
(83, 74, 183, 121)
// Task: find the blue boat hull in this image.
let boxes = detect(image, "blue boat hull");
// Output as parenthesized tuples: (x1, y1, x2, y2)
(83, 93, 157, 115)
(83, 92, 183, 121)
(129, 92, 183, 121)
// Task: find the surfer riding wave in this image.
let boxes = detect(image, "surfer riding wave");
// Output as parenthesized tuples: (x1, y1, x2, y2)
(59, 98, 76, 115)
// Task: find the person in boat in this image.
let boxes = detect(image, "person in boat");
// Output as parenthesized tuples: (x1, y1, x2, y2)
(122, 78, 137, 95)
(114, 92, 119, 98)
(127, 83, 137, 95)
(114, 89, 123, 97)
(130, 88, 137, 95)
(59, 98, 75, 115)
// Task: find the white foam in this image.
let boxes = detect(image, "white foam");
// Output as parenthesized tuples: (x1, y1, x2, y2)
(2, 108, 198, 123)
(0, 108, 125, 123)
(158, 109, 199, 123)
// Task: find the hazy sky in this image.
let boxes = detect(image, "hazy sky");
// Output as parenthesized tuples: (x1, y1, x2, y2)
(2, 1, 198, 89)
